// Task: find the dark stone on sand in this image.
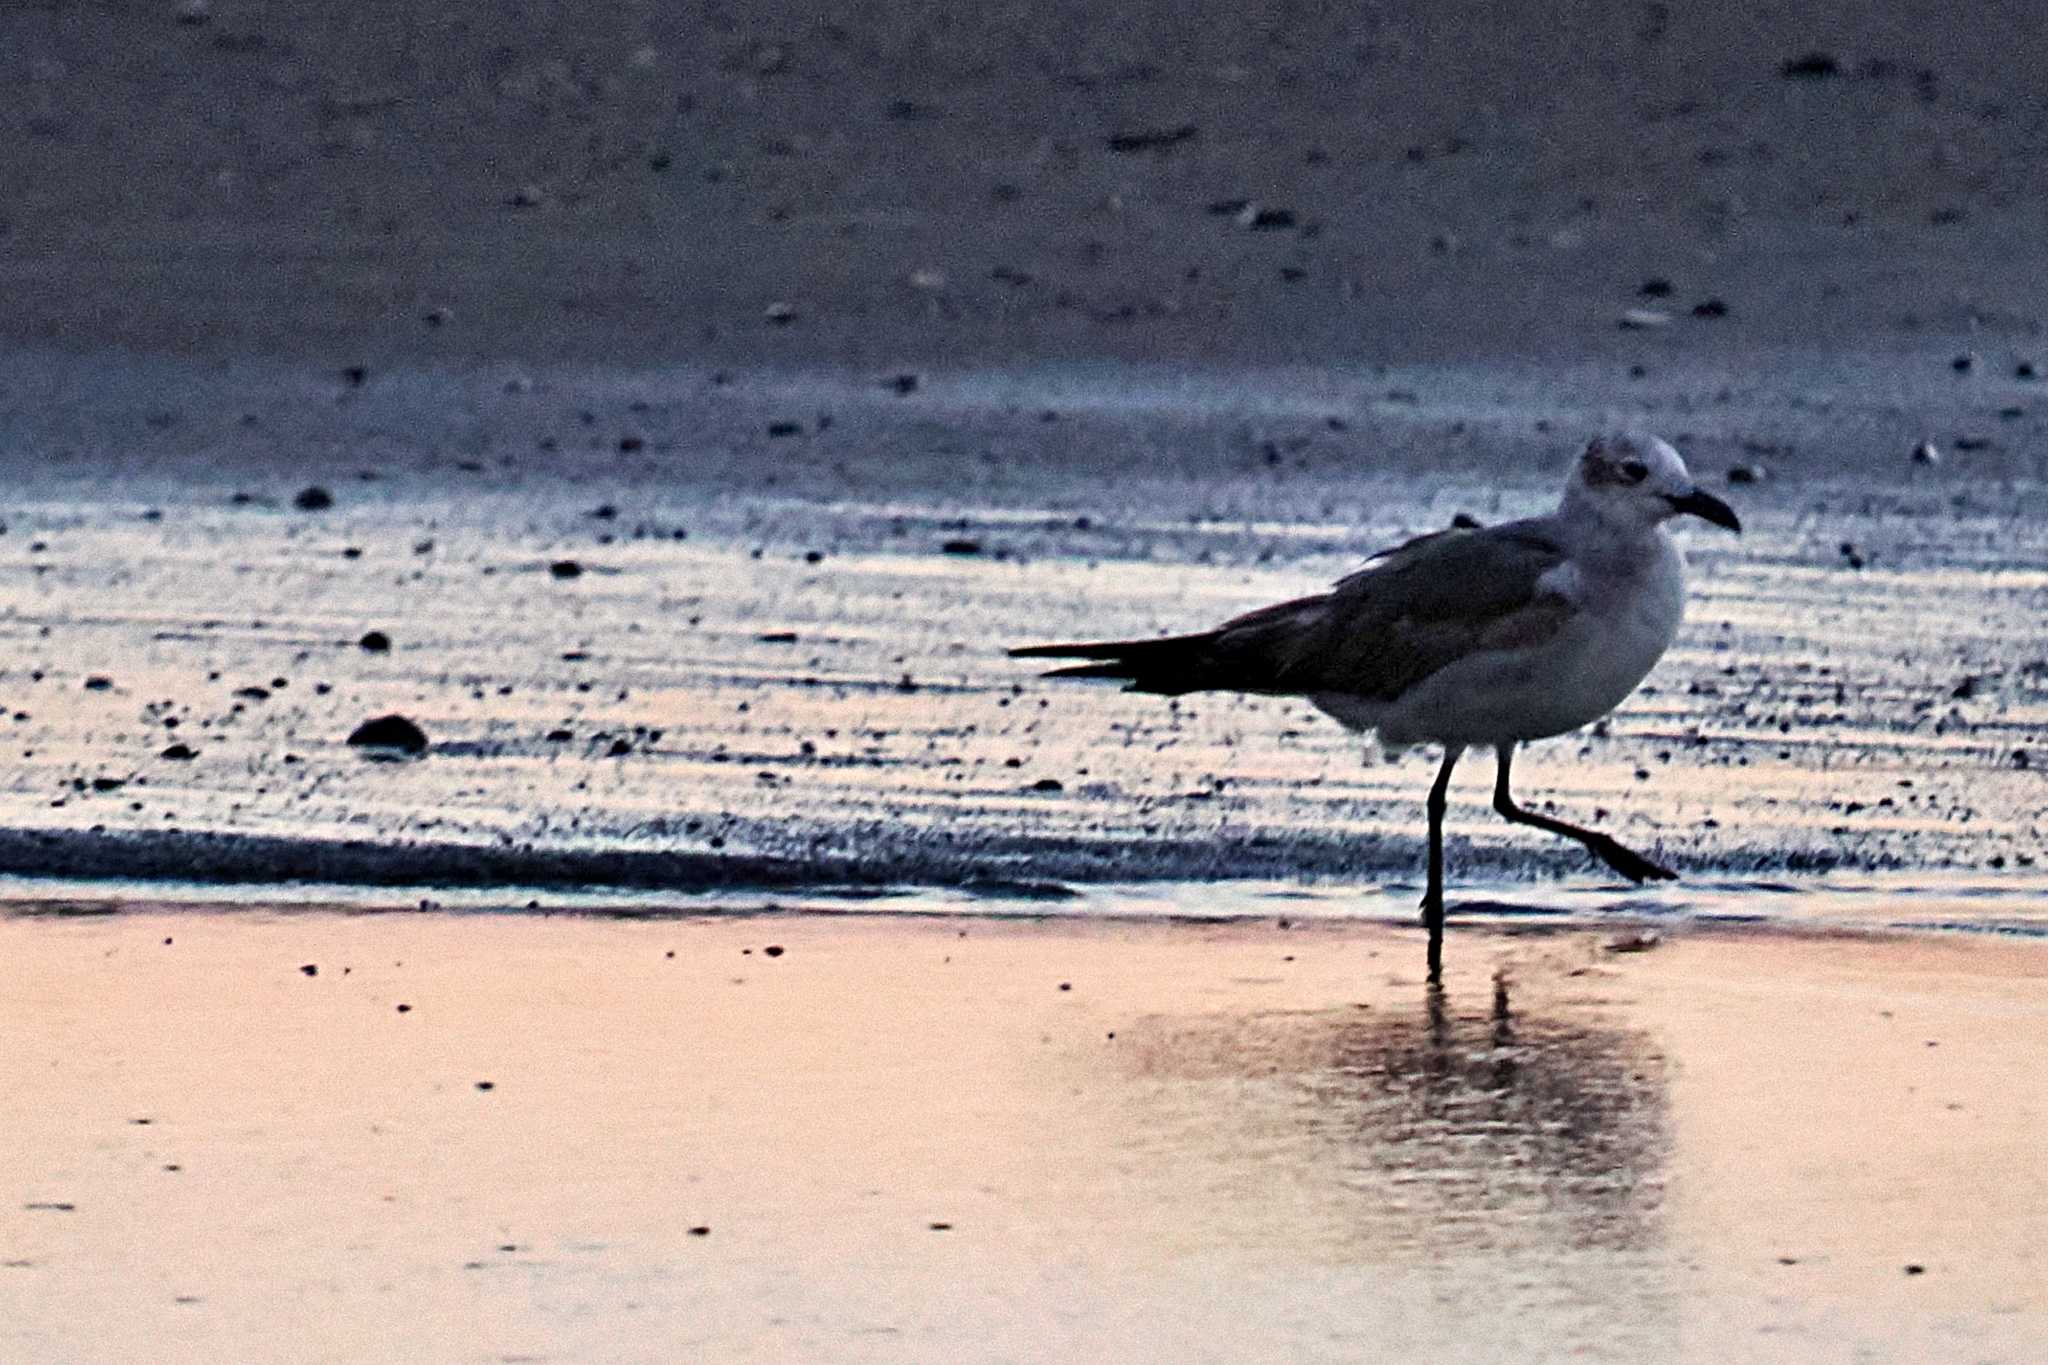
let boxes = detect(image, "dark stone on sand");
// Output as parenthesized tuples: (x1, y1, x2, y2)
(607, 738, 632, 756)
(475, 1080, 494, 1091)
(687, 1226, 710, 1236)
(293, 485, 334, 511)
(2018, 362, 2039, 380)
(1952, 353, 1975, 373)
(160, 743, 197, 760)
(929, 1222, 953, 1231)
(588, 504, 618, 520)
(359, 630, 391, 652)
(1904, 1263, 1926, 1275)
(342, 365, 367, 386)
(763, 944, 784, 957)
(300, 963, 317, 976)
(549, 559, 583, 579)
(886, 373, 919, 395)
(1779, 51, 1840, 79)
(766, 420, 803, 437)
(757, 630, 799, 643)
(546, 728, 573, 742)
(396, 1003, 412, 1013)
(346, 713, 429, 754)
(1639, 277, 1674, 297)
(1029, 778, 1064, 793)
(617, 435, 644, 452)
(1106, 124, 1199, 153)
(941, 538, 983, 555)
(91, 777, 125, 792)
(83, 676, 113, 691)
(1692, 297, 1729, 317)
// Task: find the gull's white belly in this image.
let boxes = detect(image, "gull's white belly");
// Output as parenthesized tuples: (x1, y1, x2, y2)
(1321, 536, 1688, 748)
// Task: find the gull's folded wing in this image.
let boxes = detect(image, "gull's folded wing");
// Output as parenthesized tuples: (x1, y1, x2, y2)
(1010, 520, 1574, 700)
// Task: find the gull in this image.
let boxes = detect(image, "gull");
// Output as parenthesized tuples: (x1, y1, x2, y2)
(1011, 433, 1740, 977)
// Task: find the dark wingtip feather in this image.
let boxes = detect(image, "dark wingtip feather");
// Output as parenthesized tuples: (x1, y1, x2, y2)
(1037, 661, 1138, 682)
(1009, 639, 1147, 660)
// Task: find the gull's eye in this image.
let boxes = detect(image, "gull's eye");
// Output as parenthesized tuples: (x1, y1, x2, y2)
(1619, 460, 1649, 483)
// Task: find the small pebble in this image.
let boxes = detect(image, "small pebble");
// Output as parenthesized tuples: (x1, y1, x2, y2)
(346, 714, 429, 754)
(1911, 441, 1941, 466)
(1779, 51, 1839, 79)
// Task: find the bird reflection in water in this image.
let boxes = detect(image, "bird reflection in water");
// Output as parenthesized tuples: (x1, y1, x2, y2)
(1115, 969, 1669, 1260)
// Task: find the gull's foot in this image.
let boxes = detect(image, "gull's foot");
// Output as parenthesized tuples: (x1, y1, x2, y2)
(1588, 835, 1678, 884)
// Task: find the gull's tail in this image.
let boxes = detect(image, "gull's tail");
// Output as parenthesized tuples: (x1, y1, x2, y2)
(1009, 633, 1226, 694)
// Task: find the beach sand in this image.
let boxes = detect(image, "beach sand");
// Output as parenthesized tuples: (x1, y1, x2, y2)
(3, 910, 2042, 1363)
(4, 3, 2048, 1359)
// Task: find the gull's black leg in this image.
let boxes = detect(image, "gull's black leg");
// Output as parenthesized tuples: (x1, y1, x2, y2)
(1421, 743, 1465, 980)
(1490, 742, 1677, 883)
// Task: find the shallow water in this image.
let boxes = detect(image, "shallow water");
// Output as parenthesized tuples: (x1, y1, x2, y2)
(3, 911, 2041, 1363)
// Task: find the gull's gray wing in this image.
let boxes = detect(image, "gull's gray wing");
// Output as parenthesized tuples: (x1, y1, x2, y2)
(1011, 519, 1575, 699)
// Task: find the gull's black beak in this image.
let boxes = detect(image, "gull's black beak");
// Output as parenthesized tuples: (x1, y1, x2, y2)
(1667, 488, 1742, 533)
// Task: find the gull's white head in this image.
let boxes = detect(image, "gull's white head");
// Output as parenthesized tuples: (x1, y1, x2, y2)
(1564, 432, 1741, 534)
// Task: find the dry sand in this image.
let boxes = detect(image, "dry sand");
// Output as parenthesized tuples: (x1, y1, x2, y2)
(1, 910, 2043, 1363)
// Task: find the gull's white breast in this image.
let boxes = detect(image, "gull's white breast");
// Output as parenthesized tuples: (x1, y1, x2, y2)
(1371, 531, 1688, 748)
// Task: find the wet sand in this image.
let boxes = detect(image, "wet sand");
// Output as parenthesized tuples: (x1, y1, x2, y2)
(0, 449, 2042, 911)
(1, 910, 2042, 1363)
(3, 0, 2046, 905)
